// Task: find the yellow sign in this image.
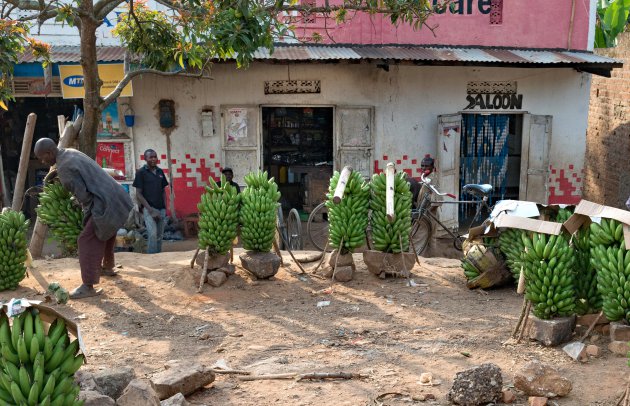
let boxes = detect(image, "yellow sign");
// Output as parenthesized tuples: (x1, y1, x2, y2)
(59, 63, 133, 99)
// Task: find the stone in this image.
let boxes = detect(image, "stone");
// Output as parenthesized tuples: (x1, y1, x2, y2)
(526, 315, 576, 346)
(195, 252, 229, 269)
(513, 361, 572, 397)
(218, 264, 236, 275)
(528, 396, 548, 406)
(363, 250, 415, 277)
(161, 392, 190, 406)
(502, 389, 516, 404)
(92, 366, 136, 399)
(576, 313, 609, 327)
(589, 334, 601, 344)
(419, 372, 433, 384)
(608, 340, 629, 356)
(75, 370, 99, 391)
(610, 322, 630, 342)
(602, 324, 611, 335)
(327, 250, 355, 268)
(79, 390, 115, 406)
(207, 271, 227, 287)
(116, 379, 160, 406)
(447, 363, 503, 405)
(332, 266, 354, 282)
(239, 251, 280, 279)
(585, 344, 600, 357)
(152, 361, 216, 400)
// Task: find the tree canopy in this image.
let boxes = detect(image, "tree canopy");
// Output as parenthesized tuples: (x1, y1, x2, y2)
(595, 0, 630, 48)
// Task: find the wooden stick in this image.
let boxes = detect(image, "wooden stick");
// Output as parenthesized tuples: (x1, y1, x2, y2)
(333, 166, 352, 204)
(399, 233, 408, 275)
(516, 268, 526, 294)
(12, 113, 37, 211)
(209, 369, 251, 375)
(409, 232, 421, 265)
(190, 248, 200, 269)
(512, 296, 529, 339)
(331, 238, 344, 282)
(276, 225, 307, 274)
(30, 116, 82, 258)
(385, 162, 396, 223)
(309, 239, 329, 274)
(198, 248, 209, 293)
(272, 239, 284, 266)
(230, 246, 234, 264)
(517, 300, 532, 343)
(579, 310, 604, 342)
(239, 371, 367, 381)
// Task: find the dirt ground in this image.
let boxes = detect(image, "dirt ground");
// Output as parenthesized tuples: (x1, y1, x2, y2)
(1, 242, 626, 406)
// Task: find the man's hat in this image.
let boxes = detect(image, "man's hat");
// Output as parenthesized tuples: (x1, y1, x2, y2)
(222, 167, 234, 174)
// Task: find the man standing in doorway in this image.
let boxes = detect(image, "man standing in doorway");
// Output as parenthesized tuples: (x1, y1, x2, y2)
(34, 138, 133, 299)
(133, 149, 169, 254)
(218, 167, 241, 193)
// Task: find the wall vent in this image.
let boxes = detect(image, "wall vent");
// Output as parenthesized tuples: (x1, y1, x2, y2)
(264, 80, 321, 95)
(467, 81, 516, 94)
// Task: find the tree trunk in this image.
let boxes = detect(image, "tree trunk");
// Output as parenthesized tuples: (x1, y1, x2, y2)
(77, 0, 102, 159)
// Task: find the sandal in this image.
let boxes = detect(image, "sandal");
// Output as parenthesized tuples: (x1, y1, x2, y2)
(101, 268, 119, 277)
(69, 284, 103, 299)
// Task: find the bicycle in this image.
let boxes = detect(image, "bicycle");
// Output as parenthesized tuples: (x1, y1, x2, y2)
(306, 173, 494, 254)
(275, 206, 303, 251)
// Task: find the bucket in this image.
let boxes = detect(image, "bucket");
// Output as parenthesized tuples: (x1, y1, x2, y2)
(124, 115, 135, 127)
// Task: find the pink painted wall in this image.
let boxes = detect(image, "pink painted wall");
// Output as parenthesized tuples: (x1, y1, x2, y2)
(290, 0, 592, 50)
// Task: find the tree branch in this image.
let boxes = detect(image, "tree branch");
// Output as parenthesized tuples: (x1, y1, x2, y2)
(100, 66, 212, 109)
(93, 0, 125, 19)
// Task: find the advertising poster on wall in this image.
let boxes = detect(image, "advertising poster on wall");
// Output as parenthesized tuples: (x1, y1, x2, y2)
(96, 142, 126, 180)
(98, 102, 121, 137)
(226, 108, 248, 142)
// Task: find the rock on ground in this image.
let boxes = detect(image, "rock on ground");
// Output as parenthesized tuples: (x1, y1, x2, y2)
(116, 379, 161, 406)
(526, 315, 576, 347)
(513, 361, 572, 397)
(528, 396, 548, 406)
(207, 271, 227, 287)
(152, 360, 216, 400)
(92, 366, 135, 399)
(608, 340, 629, 356)
(447, 363, 503, 405)
(610, 322, 630, 342)
(161, 392, 190, 406)
(502, 389, 516, 404)
(239, 251, 280, 279)
(195, 252, 229, 269)
(75, 370, 100, 392)
(79, 390, 115, 406)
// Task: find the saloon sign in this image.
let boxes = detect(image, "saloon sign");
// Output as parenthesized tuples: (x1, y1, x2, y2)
(464, 93, 524, 110)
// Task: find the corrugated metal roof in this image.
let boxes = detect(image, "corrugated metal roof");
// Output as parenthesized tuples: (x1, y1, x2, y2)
(252, 44, 621, 70)
(19, 46, 125, 63)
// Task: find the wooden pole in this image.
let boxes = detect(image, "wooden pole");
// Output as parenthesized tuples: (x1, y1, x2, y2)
(385, 162, 396, 223)
(29, 116, 82, 258)
(11, 113, 37, 211)
(333, 166, 352, 204)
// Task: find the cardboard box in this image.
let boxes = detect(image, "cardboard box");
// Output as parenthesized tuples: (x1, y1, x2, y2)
(564, 199, 630, 250)
(1, 298, 87, 361)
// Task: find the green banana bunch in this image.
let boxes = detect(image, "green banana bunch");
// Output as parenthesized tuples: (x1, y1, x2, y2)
(461, 257, 480, 281)
(36, 182, 84, 254)
(0, 209, 29, 292)
(554, 208, 573, 223)
(239, 171, 281, 252)
(589, 218, 630, 321)
(498, 228, 526, 282)
(0, 309, 84, 405)
(197, 175, 240, 255)
(326, 171, 370, 252)
(571, 225, 602, 315)
(522, 232, 576, 319)
(369, 172, 412, 253)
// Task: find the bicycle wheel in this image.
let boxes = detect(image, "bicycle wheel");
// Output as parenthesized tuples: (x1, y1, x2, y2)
(453, 235, 465, 251)
(409, 217, 432, 255)
(275, 206, 286, 250)
(286, 208, 303, 250)
(307, 202, 332, 252)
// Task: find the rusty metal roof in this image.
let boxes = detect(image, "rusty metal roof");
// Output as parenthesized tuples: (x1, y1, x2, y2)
(19, 46, 125, 63)
(252, 44, 622, 76)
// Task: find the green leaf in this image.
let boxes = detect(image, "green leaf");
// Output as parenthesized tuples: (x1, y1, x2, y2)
(603, 0, 630, 37)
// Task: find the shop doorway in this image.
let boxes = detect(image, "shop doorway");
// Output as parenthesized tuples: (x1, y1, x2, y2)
(261, 107, 334, 214)
(459, 113, 523, 227)
(0, 97, 80, 218)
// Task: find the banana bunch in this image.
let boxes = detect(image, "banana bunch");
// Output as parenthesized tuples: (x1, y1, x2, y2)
(589, 218, 630, 321)
(461, 258, 480, 280)
(369, 172, 412, 253)
(522, 232, 576, 319)
(239, 171, 281, 252)
(36, 183, 84, 254)
(554, 208, 573, 223)
(197, 175, 240, 255)
(572, 225, 602, 315)
(498, 228, 526, 282)
(326, 171, 370, 252)
(0, 209, 29, 292)
(0, 309, 84, 405)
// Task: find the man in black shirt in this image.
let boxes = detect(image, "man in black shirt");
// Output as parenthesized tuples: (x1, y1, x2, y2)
(219, 167, 240, 193)
(133, 149, 169, 253)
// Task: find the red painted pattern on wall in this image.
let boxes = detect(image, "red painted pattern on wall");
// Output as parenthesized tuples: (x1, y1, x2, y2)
(142, 154, 222, 217)
(374, 155, 422, 179)
(548, 164, 583, 205)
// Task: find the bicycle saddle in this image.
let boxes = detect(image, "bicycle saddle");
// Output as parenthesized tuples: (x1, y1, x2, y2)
(462, 183, 493, 197)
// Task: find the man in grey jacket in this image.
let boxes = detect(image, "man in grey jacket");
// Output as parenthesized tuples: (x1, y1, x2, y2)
(35, 138, 133, 299)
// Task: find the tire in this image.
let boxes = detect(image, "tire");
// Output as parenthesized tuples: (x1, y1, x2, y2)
(307, 202, 332, 252)
(275, 206, 286, 250)
(453, 235, 465, 251)
(409, 217, 432, 255)
(286, 208, 303, 250)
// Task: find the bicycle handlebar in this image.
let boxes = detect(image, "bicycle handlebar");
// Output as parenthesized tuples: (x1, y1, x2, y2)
(420, 172, 456, 199)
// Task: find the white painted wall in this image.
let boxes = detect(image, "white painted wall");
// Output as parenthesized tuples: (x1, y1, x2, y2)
(125, 63, 591, 215)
